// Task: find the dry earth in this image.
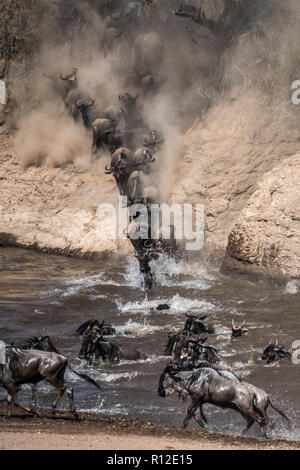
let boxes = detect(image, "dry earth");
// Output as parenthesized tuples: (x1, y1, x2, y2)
(0, 408, 298, 450)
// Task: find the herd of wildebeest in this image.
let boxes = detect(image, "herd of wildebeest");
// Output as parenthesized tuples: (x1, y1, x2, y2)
(0, 307, 292, 438)
(0, 2, 294, 440)
(55, 63, 175, 290)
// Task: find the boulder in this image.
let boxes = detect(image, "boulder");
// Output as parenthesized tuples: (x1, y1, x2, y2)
(224, 155, 300, 278)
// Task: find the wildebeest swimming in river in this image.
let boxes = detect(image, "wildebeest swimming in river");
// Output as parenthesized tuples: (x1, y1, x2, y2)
(19, 335, 59, 353)
(79, 335, 147, 364)
(0, 346, 101, 419)
(231, 319, 248, 338)
(76, 319, 116, 337)
(261, 340, 291, 364)
(183, 314, 215, 335)
(158, 362, 289, 438)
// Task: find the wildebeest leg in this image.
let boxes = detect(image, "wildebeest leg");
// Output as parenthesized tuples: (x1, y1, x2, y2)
(240, 412, 255, 436)
(6, 393, 12, 418)
(51, 386, 66, 414)
(183, 401, 200, 429)
(66, 386, 79, 419)
(9, 389, 38, 417)
(237, 405, 269, 439)
(31, 384, 37, 411)
(198, 402, 207, 425)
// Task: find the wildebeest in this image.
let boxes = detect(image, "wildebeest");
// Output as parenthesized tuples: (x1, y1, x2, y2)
(118, 92, 142, 131)
(172, 335, 220, 369)
(158, 363, 289, 438)
(20, 335, 59, 354)
(132, 32, 164, 79)
(60, 68, 93, 123)
(183, 314, 215, 335)
(232, 319, 248, 338)
(101, 27, 123, 57)
(144, 129, 164, 152)
(76, 319, 115, 337)
(0, 346, 101, 419)
(105, 147, 134, 195)
(261, 340, 291, 364)
(79, 335, 147, 364)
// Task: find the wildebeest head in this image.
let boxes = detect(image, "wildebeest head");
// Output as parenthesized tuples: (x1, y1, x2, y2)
(158, 362, 181, 397)
(119, 92, 139, 110)
(261, 340, 291, 363)
(232, 319, 247, 338)
(132, 148, 155, 174)
(164, 332, 181, 356)
(75, 97, 95, 128)
(60, 68, 78, 90)
(183, 313, 212, 335)
(144, 130, 164, 149)
(105, 147, 133, 193)
(79, 331, 101, 361)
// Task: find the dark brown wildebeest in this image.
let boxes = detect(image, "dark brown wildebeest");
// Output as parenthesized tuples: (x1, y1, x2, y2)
(158, 363, 289, 438)
(80, 335, 147, 364)
(172, 335, 220, 369)
(232, 319, 248, 338)
(20, 335, 59, 353)
(261, 340, 291, 364)
(0, 346, 101, 419)
(76, 319, 115, 338)
(183, 313, 215, 335)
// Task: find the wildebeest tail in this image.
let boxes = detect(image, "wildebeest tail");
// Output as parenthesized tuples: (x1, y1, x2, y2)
(68, 365, 102, 390)
(269, 399, 290, 422)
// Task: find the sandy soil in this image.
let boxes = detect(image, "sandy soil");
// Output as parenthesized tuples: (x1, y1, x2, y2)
(0, 407, 298, 450)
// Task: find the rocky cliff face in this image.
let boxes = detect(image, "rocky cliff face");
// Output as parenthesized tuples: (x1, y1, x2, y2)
(224, 155, 300, 278)
(170, 93, 300, 261)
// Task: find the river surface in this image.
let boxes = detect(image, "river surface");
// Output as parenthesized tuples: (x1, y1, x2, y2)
(0, 247, 299, 440)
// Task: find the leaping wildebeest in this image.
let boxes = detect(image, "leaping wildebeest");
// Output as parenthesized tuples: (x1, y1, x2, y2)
(158, 363, 289, 438)
(0, 346, 101, 419)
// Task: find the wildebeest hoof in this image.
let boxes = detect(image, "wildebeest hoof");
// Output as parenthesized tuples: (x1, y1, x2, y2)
(73, 412, 80, 421)
(51, 407, 57, 415)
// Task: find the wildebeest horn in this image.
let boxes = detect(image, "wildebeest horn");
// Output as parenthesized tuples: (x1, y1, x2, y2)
(105, 164, 113, 174)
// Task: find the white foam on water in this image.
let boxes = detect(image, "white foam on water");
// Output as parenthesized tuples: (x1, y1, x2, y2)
(124, 253, 215, 290)
(118, 354, 167, 366)
(231, 359, 254, 378)
(117, 293, 216, 316)
(285, 280, 299, 295)
(100, 371, 140, 383)
(115, 319, 163, 337)
(150, 254, 214, 289)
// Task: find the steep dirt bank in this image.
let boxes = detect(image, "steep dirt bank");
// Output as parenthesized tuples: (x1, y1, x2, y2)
(0, 130, 131, 258)
(224, 154, 300, 278)
(170, 93, 300, 251)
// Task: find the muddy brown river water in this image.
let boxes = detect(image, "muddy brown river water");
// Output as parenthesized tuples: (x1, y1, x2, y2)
(0, 247, 299, 440)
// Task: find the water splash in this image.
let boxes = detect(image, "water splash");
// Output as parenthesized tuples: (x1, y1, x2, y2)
(116, 293, 216, 316)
